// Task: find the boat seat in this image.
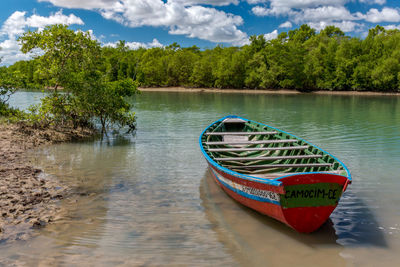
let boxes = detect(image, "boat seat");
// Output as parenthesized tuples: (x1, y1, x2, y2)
(205, 131, 277, 136)
(205, 139, 298, 145)
(250, 170, 343, 179)
(208, 145, 309, 152)
(214, 154, 323, 161)
(225, 163, 332, 169)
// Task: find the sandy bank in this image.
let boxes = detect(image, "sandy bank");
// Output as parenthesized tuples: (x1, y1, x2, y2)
(0, 122, 95, 242)
(139, 87, 400, 96)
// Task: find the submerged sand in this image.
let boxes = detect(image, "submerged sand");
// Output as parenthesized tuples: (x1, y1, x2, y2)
(0, 122, 95, 242)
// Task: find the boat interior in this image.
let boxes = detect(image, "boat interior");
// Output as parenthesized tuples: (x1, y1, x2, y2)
(202, 117, 347, 179)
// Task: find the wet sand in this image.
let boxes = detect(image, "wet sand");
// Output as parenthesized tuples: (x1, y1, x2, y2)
(139, 87, 400, 96)
(0, 122, 95, 242)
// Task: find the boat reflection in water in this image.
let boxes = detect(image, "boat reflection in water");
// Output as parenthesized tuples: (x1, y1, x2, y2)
(199, 168, 387, 266)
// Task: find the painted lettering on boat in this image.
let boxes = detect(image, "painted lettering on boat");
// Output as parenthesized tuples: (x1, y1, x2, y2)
(285, 189, 338, 200)
(281, 183, 343, 208)
(213, 170, 280, 203)
(241, 187, 280, 202)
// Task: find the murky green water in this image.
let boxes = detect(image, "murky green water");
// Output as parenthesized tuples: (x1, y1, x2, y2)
(3, 91, 400, 266)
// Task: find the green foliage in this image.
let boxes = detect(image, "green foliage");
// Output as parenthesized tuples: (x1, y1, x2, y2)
(19, 24, 101, 92)
(0, 102, 25, 120)
(190, 50, 215, 87)
(17, 24, 139, 132)
(26, 93, 89, 128)
(76, 75, 138, 131)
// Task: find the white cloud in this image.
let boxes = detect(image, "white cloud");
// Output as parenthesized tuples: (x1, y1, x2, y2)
(251, 0, 349, 17)
(167, 5, 247, 45)
(26, 10, 83, 29)
(0, 39, 32, 65)
(359, 0, 386, 5)
(104, 38, 164, 49)
(0, 10, 84, 65)
(249, 1, 396, 34)
(38, 0, 249, 45)
(173, 0, 239, 6)
(251, 6, 270, 17)
(293, 6, 356, 23)
(279, 21, 292, 28)
(360, 8, 400, 23)
(264, 29, 278, 40)
(384, 24, 400, 30)
(0, 11, 27, 38)
(38, 0, 122, 10)
(308, 21, 363, 32)
(39, 0, 239, 8)
(246, 0, 268, 4)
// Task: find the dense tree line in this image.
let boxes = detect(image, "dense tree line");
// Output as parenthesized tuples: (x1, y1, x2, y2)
(2, 24, 400, 92)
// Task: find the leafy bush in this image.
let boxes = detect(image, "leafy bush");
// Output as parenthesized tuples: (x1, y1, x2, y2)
(17, 25, 139, 133)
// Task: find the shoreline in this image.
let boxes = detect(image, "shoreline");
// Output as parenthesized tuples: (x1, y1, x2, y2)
(139, 87, 400, 96)
(0, 122, 95, 242)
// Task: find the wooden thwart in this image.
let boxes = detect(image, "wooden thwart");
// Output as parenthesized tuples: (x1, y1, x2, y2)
(205, 139, 298, 145)
(226, 163, 332, 169)
(208, 145, 309, 152)
(214, 154, 323, 161)
(205, 131, 277, 136)
(222, 118, 247, 123)
(250, 170, 343, 178)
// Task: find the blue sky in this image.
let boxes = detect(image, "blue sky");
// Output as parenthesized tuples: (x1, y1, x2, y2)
(1, 0, 400, 65)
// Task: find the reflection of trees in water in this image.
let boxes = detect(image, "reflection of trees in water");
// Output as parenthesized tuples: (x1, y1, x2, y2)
(23, 138, 134, 265)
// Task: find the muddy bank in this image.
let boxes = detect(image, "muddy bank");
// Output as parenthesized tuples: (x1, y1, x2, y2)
(139, 87, 400, 96)
(0, 122, 95, 242)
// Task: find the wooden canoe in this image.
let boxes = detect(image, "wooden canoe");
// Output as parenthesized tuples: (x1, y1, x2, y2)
(199, 115, 352, 233)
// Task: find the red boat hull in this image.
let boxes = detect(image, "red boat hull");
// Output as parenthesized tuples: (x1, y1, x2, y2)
(208, 164, 349, 233)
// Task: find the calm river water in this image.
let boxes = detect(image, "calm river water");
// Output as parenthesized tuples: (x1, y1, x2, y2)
(3, 91, 400, 266)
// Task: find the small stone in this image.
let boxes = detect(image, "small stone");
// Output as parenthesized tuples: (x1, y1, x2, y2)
(31, 218, 42, 228)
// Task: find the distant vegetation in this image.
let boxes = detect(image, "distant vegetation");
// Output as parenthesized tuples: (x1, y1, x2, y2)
(3, 24, 400, 93)
(1, 24, 399, 128)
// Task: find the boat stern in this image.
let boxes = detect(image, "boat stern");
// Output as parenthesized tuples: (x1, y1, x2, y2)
(277, 173, 350, 233)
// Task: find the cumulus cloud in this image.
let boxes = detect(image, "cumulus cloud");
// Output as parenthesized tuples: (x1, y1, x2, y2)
(251, 6, 270, 17)
(246, 0, 268, 4)
(293, 6, 356, 24)
(173, 0, 239, 6)
(0, 10, 84, 65)
(37, 0, 122, 10)
(0, 39, 32, 65)
(359, 0, 386, 5)
(307, 21, 363, 32)
(249, 1, 400, 34)
(264, 29, 278, 41)
(167, 5, 247, 45)
(26, 11, 83, 29)
(360, 7, 400, 23)
(251, 0, 348, 17)
(384, 24, 400, 30)
(279, 21, 292, 28)
(103, 38, 164, 49)
(38, 0, 248, 45)
(39, 0, 239, 8)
